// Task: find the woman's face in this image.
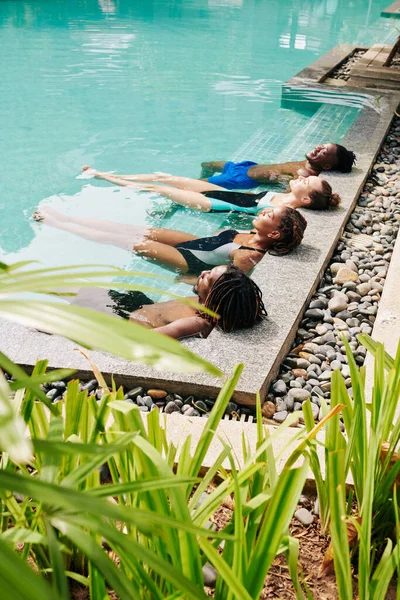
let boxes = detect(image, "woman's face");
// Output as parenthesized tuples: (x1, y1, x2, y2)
(194, 265, 227, 300)
(289, 175, 322, 203)
(252, 206, 286, 238)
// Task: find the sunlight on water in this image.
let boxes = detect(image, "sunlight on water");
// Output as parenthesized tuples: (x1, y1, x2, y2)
(0, 0, 396, 299)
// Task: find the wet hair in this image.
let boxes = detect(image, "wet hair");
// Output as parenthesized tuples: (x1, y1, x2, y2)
(335, 144, 357, 173)
(201, 266, 267, 332)
(269, 207, 307, 256)
(108, 289, 154, 319)
(308, 179, 341, 210)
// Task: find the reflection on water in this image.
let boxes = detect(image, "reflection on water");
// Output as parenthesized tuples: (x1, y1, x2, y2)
(98, 0, 116, 15)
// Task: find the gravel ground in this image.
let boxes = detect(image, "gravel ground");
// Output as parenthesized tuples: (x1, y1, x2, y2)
(390, 55, 400, 69)
(329, 49, 366, 81)
(266, 117, 400, 424)
(34, 378, 257, 422)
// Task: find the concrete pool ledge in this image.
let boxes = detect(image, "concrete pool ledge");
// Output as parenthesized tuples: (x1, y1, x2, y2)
(141, 412, 327, 484)
(1, 89, 399, 405)
(285, 43, 362, 87)
(382, 1, 400, 18)
(364, 225, 400, 422)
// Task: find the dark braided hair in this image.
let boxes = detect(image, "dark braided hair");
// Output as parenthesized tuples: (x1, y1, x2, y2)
(200, 266, 267, 333)
(108, 289, 154, 319)
(309, 179, 341, 210)
(269, 207, 307, 256)
(335, 144, 357, 173)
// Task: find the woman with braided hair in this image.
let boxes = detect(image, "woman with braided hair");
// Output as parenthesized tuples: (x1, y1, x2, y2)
(152, 265, 267, 338)
(71, 266, 267, 339)
(33, 205, 306, 276)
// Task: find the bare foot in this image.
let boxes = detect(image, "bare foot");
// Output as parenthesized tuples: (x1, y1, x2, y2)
(32, 205, 67, 224)
(82, 165, 98, 175)
(32, 210, 44, 222)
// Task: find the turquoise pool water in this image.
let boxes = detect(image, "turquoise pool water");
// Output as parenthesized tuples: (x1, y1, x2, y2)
(0, 0, 397, 299)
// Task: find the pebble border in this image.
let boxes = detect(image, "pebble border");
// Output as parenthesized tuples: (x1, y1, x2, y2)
(33, 378, 255, 421)
(329, 49, 366, 82)
(266, 116, 400, 424)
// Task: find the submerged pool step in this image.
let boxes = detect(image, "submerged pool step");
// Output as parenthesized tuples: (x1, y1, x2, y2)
(231, 101, 359, 167)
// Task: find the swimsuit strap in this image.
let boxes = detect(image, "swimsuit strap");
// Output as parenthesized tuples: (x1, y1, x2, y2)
(239, 246, 266, 254)
(239, 231, 267, 254)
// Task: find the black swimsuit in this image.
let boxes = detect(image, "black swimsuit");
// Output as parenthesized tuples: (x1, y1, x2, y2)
(202, 189, 267, 208)
(175, 229, 266, 275)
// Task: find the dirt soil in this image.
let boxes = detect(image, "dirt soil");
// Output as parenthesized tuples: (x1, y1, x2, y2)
(68, 494, 398, 600)
(208, 497, 398, 600)
(206, 497, 338, 599)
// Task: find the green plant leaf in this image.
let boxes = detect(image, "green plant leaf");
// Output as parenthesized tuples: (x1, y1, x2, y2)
(54, 516, 209, 600)
(245, 460, 309, 598)
(45, 520, 69, 600)
(0, 301, 221, 375)
(0, 537, 61, 600)
(0, 371, 33, 464)
(0, 528, 47, 545)
(0, 470, 229, 541)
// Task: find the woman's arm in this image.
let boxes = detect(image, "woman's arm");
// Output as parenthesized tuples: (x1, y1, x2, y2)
(155, 316, 212, 339)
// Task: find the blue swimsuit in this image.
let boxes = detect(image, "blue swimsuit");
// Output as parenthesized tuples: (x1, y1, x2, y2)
(208, 160, 259, 189)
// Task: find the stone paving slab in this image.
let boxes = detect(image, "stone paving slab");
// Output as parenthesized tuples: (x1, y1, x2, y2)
(349, 44, 400, 90)
(1, 90, 398, 405)
(348, 76, 400, 90)
(140, 411, 327, 484)
(382, 1, 400, 18)
(286, 44, 357, 85)
(357, 46, 389, 67)
(364, 223, 400, 422)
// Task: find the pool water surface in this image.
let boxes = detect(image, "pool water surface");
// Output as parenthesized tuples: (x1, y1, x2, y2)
(0, 0, 397, 299)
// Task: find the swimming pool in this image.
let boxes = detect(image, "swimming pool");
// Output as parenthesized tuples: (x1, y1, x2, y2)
(0, 0, 397, 299)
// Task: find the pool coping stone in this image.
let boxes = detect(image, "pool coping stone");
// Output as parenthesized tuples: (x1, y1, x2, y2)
(364, 222, 400, 423)
(382, 1, 400, 18)
(285, 43, 367, 86)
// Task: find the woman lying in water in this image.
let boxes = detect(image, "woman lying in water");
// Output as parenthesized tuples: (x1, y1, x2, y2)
(81, 167, 341, 214)
(32, 205, 307, 277)
(71, 265, 267, 339)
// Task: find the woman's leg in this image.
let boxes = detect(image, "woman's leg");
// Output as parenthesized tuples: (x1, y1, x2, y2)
(33, 211, 137, 250)
(82, 166, 158, 183)
(33, 210, 190, 272)
(34, 206, 200, 247)
(82, 166, 226, 192)
(200, 160, 227, 178)
(38, 206, 151, 238)
(133, 240, 189, 273)
(144, 185, 213, 212)
(132, 175, 227, 192)
(94, 171, 146, 189)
